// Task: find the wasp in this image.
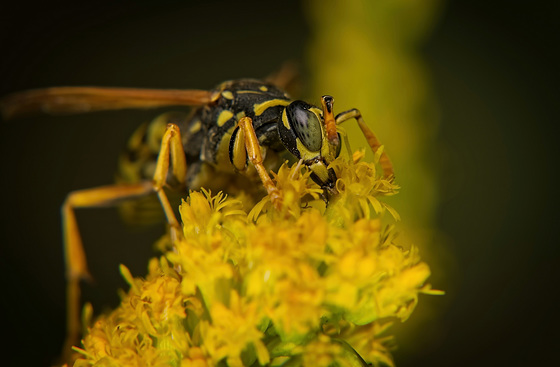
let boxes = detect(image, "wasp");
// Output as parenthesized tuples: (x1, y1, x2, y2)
(1, 75, 393, 358)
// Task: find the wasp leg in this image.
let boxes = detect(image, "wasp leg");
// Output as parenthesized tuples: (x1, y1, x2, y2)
(320, 96, 339, 146)
(265, 60, 299, 91)
(335, 108, 394, 179)
(151, 123, 187, 242)
(236, 117, 282, 209)
(61, 181, 155, 361)
(60, 123, 187, 361)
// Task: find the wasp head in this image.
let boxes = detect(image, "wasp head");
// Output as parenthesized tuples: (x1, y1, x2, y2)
(277, 96, 341, 195)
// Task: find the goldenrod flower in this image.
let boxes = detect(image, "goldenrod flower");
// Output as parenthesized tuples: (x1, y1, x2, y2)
(71, 153, 441, 367)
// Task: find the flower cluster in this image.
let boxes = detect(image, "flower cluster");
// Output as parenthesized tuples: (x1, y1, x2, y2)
(72, 153, 441, 367)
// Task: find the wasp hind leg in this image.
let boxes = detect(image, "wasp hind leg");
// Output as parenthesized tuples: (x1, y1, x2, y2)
(60, 123, 187, 362)
(61, 182, 155, 361)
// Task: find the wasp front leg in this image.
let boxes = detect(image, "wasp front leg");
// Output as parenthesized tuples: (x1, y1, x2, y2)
(60, 123, 187, 361)
(235, 117, 282, 209)
(335, 108, 394, 179)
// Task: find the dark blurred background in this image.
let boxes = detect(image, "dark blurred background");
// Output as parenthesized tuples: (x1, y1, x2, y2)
(0, 1, 558, 366)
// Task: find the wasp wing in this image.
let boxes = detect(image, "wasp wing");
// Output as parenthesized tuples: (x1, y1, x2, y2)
(1, 86, 214, 119)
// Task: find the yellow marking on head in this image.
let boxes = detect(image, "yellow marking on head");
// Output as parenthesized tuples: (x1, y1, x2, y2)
(253, 98, 290, 116)
(259, 85, 268, 92)
(221, 90, 234, 99)
(282, 109, 290, 129)
(296, 138, 321, 161)
(217, 110, 234, 127)
(189, 121, 202, 133)
(309, 107, 323, 117)
(236, 111, 246, 120)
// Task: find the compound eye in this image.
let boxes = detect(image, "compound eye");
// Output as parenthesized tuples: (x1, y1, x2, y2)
(286, 101, 323, 152)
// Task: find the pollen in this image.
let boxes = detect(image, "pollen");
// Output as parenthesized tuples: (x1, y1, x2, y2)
(70, 152, 441, 367)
